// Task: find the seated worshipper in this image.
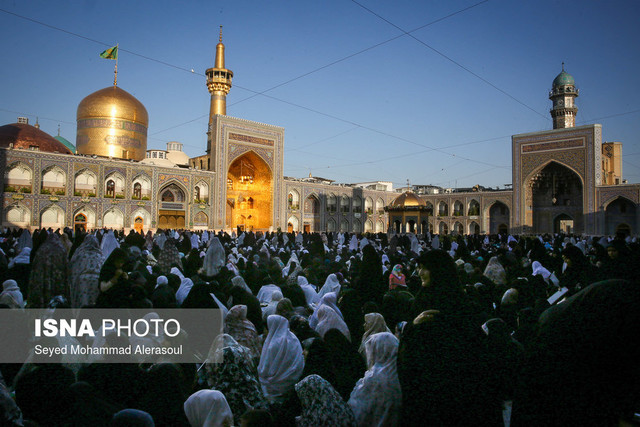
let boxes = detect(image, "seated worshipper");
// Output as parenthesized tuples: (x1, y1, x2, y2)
(295, 375, 357, 427)
(314, 305, 351, 341)
(301, 337, 338, 389)
(111, 409, 156, 427)
(261, 289, 284, 321)
(0, 279, 24, 308)
(349, 332, 402, 427)
(224, 304, 262, 361)
(482, 318, 524, 403)
(258, 315, 304, 402)
(289, 314, 320, 343)
(388, 264, 407, 290)
(483, 256, 508, 287)
(511, 279, 640, 426)
(410, 249, 471, 320)
(297, 276, 318, 305)
(275, 298, 298, 320)
(256, 284, 281, 305)
(183, 390, 233, 427)
(96, 248, 132, 308)
(152, 275, 178, 308)
(314, 273, 341, 303)
(398, 309, 502, 427)
(7, 246, 31, 293)
(139, 363, 190, 426)
(28, 232, 69, 307)
(68, 234, 103, 308)
(309, 291, 343, 327)
(228, 284, 263, 333)
(203, 334, 269, 424)
(358, 313, 391, 359)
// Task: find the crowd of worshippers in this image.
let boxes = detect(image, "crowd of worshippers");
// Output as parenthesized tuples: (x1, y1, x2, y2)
(0, 226, 639, 426)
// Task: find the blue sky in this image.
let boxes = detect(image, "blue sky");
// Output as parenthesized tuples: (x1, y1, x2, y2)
(2, 0, 639, 189)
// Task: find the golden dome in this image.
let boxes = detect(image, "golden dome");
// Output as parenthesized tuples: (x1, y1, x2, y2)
(390, 191, 427, 208)
(76, 86, 148, 161)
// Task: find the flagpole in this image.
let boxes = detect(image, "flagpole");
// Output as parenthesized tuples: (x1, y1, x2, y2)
(113, 43, 119, 87)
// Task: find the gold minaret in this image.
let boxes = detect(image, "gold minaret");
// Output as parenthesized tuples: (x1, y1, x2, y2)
(206, 27, 233, 118)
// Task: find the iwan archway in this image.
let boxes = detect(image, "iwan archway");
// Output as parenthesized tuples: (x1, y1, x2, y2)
(226, 151, 273, 231)
(158, 182, 187, 230)
(526, 161, 583, 234)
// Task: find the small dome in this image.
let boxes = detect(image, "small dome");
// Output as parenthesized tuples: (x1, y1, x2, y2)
(54, 135, 75, 153)
(0, 122, 73, 154)
(553, 70, 575, 87)
(390, 191, 426, 208)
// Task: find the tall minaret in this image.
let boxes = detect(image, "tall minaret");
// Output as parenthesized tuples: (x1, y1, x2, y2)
(549, 63, 579, 129)
(206, 26, 233, 119)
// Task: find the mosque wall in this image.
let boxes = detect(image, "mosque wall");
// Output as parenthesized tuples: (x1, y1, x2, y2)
(1, 148, 216, 232)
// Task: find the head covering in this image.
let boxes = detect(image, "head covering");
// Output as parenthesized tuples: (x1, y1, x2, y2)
(297, 276, 318, 305)
(111, 409, 155, 427)
(258, 315, 304, 400)
(314, 305, 351, 341)
(315, 273, 341, 303)
(348, 332, 402, 427)
(156, 238, 181, 275)
(1, 279, 24, 308)
(483, 256, 507, 285)
(256, 284, 281, 305)
(202, 237, 225, 277)
(16, 229, 32, 252)
(231, 276, 252, 294)
(100, 231, 120, 260)
(295, 375, 356, 427)
(261, 290, 283, 321)
(308, 292, 342, 329)
(204, 334, 268, 424)
(183, 390, 233, 427)
(175, 277, 194, 306)
(531, 260, 551, 280)
(29, 233, 69, 308)
(359, 313, 391, 358)
(225, 305, 262, 360)
(68, 234, 103, 308)
(8, 246, 30, 268)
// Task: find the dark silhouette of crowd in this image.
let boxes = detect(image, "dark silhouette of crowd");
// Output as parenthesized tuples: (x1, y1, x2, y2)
(0, 226, 638, 426)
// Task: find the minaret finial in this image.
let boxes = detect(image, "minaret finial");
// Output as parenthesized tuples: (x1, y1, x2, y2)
(219, 26, 223, 43)
(57, 124, 60, 136)
(562, 61, 565, 72)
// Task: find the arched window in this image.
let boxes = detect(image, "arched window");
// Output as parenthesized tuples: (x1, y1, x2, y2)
(365, 197, 373, 214)
(106, 180, 115, 197)
(195, 186, 201, 202)
(288, 190, 300, 210)
(327, 194, 337, 213)
(133, 183, 142, 199)
(340, 196, 350, 213)
(376, 198, 385, 214)
(438, 202, 449, 216)
(353, 196, 362, 214)
(453, 201, 463, 216)
(468, 200, 480, 216)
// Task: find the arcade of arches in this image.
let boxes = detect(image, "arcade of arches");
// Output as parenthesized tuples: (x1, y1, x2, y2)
(226, 152, 273, 232)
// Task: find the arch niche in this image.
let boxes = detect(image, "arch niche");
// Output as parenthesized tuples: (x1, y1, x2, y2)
(604, 197, 636, 236)
(226, 151, 272, 231)
(488, 201, 510, 234)
(526, 161, 583, 234)
(158, 182, 187, 230)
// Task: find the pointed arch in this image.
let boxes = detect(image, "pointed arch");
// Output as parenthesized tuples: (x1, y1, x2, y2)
(327, 193, 337, 213)
(104, 171, 125, 198)
(194, 180, 209, 203)
(327, 217, 337, 232)
(74, 206, 96, 230)
(4, 203, 30, 227)
(376, 219, 385, 233)
(103, 207, 124, 230)
(352, 218, 361, 233)
(304, 194, 320, 214)
(340, 195, 350, 213)
(364, 197, 373, 215)
(41, 165, 66, 195)
(468, 199, 480, 216)
(227, 151, 273, 231)
(288, 189, 300, 210)
(365, 219, 373, 232)
(340, 218, 349, 232)
(41, 205, 65, 228)
(376, 198, 385, 214)
(132, 174, 151, 200)
(74, 169, 97, 196)
(287, 215, 300, 233)
(453, 200, 463, 216)
(604, 196, 636, 235)
(5, 162, 33, 192)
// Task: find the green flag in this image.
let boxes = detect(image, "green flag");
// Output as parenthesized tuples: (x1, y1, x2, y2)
(100, 45, 118, 60)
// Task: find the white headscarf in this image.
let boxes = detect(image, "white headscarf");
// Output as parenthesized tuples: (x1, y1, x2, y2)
(297, 276, 318, 305)
(261, 290, 283, 321)
(308, 292, 342, 329)
(203, 237, 225, 277)
(100, 231, 120, 260)
(358, 313, 391, 358)
(349, 235, 358, 252)
(314, 305, 350, 341)
(258, 315, 304, 400)
(8, 246, 31, 268)
(314, 273, 341, 303)
(484, 256, 507, 285)
(256, 284, 281, 305)
(1, 279, 24, 307)
(531, 260, 551, 281)
(231, 276, 252, 295)
(348, 332, 402, 427)
(190, 233, 200, 250)
(175, 278, 194, 306)
(184, 389, 233, 427)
